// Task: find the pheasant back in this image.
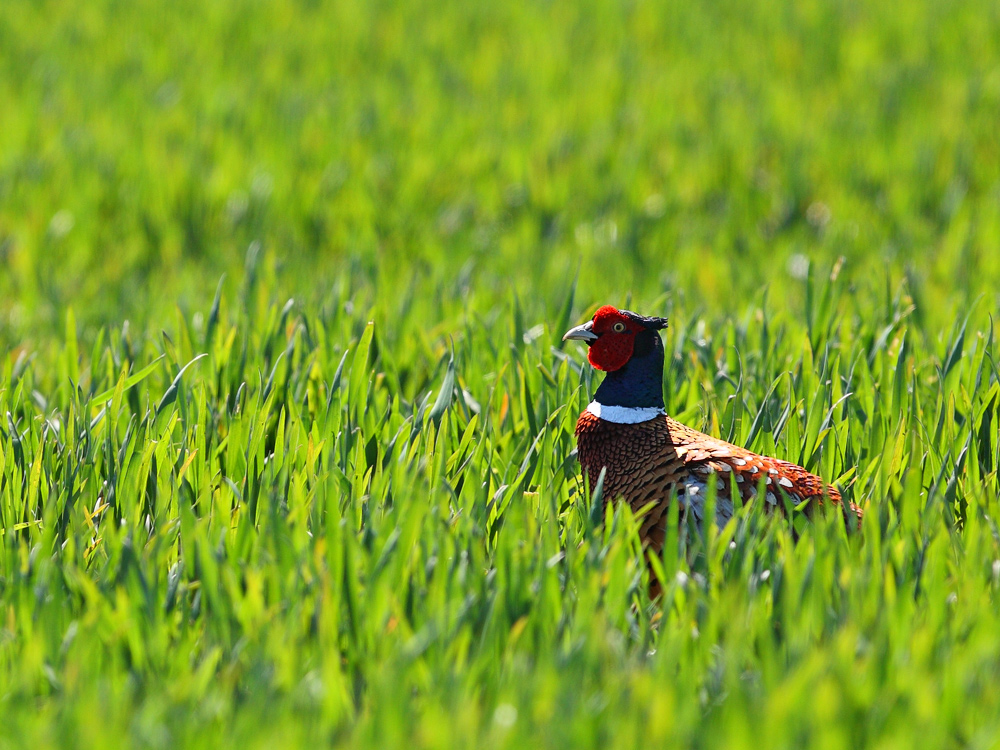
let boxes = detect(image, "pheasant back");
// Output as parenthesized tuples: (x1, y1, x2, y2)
(575, 411, 861, 555)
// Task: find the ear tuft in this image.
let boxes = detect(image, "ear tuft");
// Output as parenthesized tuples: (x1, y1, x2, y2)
(621, 310, 668, 331)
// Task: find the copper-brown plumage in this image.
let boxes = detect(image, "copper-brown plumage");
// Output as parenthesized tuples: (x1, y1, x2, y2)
(576, 411, 861, 556)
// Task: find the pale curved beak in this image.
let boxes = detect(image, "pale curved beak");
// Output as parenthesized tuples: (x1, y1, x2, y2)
(562, 320, 598, 342)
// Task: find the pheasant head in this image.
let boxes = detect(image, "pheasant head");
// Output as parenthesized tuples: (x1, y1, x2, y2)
(563, 305, 669, 411)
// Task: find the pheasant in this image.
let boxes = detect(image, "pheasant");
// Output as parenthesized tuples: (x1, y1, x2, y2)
(563, 305, 861, 559)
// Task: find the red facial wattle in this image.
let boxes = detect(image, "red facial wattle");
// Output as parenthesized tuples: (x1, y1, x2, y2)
(588, 335, 635, 371)
(587, 306, 636, 372)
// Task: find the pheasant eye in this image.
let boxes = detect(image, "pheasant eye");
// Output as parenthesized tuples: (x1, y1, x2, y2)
(612, 322, 626, 333)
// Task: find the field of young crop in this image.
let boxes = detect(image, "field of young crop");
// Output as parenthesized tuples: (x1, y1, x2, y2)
(2, 0, 1000, 746)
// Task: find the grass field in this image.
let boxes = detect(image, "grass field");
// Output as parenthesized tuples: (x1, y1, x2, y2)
(2, 0, 1000, 746)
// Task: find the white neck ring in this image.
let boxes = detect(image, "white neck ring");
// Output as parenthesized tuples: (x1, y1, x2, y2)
(586, 400, 665, 424)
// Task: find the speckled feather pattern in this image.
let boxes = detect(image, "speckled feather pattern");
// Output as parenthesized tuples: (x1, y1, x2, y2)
(575, 411, 862, 555)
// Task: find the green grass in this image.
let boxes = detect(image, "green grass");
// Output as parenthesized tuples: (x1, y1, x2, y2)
(2, 0, 1000, 746)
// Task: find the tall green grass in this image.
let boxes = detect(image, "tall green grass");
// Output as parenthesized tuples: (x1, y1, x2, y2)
(1, 0, 1000, 747)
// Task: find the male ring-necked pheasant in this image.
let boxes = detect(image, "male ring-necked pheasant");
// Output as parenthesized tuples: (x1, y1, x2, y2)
(563, 305, 861, 555)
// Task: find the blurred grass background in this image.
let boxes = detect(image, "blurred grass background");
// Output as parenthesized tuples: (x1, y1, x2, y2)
(3, 0, 999, 335)
(2, 0, 1000, 748)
